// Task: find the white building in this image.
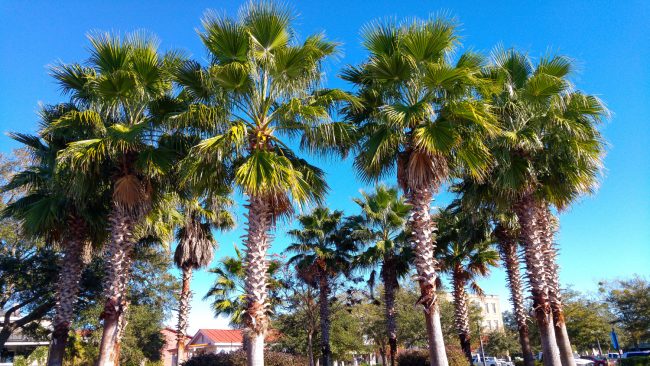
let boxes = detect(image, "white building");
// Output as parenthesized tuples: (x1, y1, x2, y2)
(0, 311, 50, 366)
(185, 329, 244, 359)
(442, 293, 505, 331)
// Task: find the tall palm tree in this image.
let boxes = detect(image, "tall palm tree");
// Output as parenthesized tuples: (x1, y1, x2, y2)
(287, 207, 357, 366)
(1, 104, 109, 366)
(456, 179, 536, 366)
(182, 4, 356, 364)
(173, 197, 234, 363)
(349, 185, 411, 366)
(483, 47, 607, 366)
(436, 204, 499, 364)
(50, 32, 178, 366)
(344, 17, 498, 366)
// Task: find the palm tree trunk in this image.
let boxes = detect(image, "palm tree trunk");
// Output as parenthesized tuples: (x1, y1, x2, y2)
(407, 186, 448, 366)
(537, 205, 575, 366)
(452, 266, 472, 364)
(176, 266, 193, 364)
(319, 274, 332, 366)
(515, 194, 561, 366)
(47, 216, 87, 366)
(382, 256, 399, 366)
(97, 207, 136, 366)
(494, 223, 535, 366)
(243, 196, 273, 366)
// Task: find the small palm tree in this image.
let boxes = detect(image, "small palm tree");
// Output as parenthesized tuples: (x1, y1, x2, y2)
(287, 207, 357, 366)
(349, 185, 411, 366)
(182, 4, 357, 363)
(173, 197, 234, 363)
(204, 245, 284, 345)
(436, 204, 499, 364)
(345, 17, 498, 366)
(50, 32, 178, 365)
(1, 104, 108, 366)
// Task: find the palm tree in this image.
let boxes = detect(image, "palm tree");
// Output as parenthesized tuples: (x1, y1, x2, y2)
(204, 244, 284, 348)
(436, 204, 499, 364)
(483, 47, 607, 366)
(1, 104, 109, 366)
(287, 207, 357, 366)
(49, 32, 178, 366)
(456, 179, 536, 366)
(173, 197, 234, 363)
(349, 185, 411, 366)
(344, 17, 498, 366)
(182, 4, 356, 364)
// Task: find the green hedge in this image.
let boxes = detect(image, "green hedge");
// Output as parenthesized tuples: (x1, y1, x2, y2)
(181, 350, 306, 366)
(621, 356, 650, 366)
(397, 348, 469, 366)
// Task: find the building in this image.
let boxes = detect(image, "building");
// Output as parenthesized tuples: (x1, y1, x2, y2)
(160, 328, 192, 366)
(0, 311, 50, 366)
(442, 292, 505, 331)
(185, 329, 244, 359)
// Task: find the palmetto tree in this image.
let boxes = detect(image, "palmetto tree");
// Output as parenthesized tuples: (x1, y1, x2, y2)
(173, 196, 234, 363)
(1, 104, 108, 366)
(182, 3, 356, 364)
(349, 185, 411, 366)
(205, 245, 283, 328)
(436, 204, 499, 363)
(483, 47, 607, 366)
(344, 17, 498, 366)
(287, 207, 357, 366)
(49, 32, 178, 366)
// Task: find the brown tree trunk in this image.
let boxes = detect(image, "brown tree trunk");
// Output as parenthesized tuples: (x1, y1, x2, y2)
(243, 196, 273, 366)
(97, 207, 136, 366)
(494, 223, 535, 366)
(452, 266, 472, 364)
(307, 331, 315, 366)
(382, 255, 399, 366)
(47, 216, 88, 366)
(319, 274, 332, 366)
(407, 185, 449, 366)
(176, 266, 193, 364)
(515, 194, 561, 366)
(537, 204, 575, 366)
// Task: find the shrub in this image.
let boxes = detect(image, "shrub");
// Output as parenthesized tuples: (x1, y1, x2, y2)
(621, 356, 650, 366)
(397, 348, 470, 366)
(181, 350, 306, 366)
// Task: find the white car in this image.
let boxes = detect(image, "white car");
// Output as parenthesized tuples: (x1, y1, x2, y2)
(472, 355, 505, 366)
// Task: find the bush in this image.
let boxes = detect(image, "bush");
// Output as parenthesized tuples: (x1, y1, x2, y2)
(181, 350, 306, 366)
(621, 357, 650, 366)
(397, 348, 470, 366)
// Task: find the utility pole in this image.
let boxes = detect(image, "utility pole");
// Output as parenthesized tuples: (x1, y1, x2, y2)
(478, 320, 487, 366)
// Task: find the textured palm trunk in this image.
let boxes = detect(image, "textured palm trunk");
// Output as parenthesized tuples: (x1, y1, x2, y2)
(452, 266, 472, 364)
(515, 194, 561, 366)
(537, 205, 575, 366)
(243, 196, 273, 366)
(97, 207, 136, 366)
(176, 266, 193, 364)
(382, 255, 399, 366)
(319, 274, 332, 366)
(407, 186, 449, 366)
(47, 216, 87, 366)
(494, 224, 535, 366)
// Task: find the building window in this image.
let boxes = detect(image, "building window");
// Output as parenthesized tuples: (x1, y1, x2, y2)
(485, 304, 490, 313)
(491, 303, 496, 313)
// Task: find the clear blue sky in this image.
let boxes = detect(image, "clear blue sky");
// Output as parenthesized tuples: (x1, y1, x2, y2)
(1, 1, 648, 332)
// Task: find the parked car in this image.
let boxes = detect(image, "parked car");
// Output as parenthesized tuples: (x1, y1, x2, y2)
(472, 355, 505, 366)
(574, 359, 595, 366)
(607, 353, 621, 360)
(498, 358, 514, 366)
(622, 351, 650, 358)
(580, 355, 607, 366)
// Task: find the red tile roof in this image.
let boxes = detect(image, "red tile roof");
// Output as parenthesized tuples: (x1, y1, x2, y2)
(199, 329, 243, 344)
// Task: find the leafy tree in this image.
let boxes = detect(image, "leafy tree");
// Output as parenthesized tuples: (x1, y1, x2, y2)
(599, 276, 650, 348)
(482, 330, 520, 359)
(349, 184, 411, 366)
(181, 3, 357, 363)
(287, 207, 357, 366)
(345, 16, 498, 366)
(561, 288, 615, 353)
